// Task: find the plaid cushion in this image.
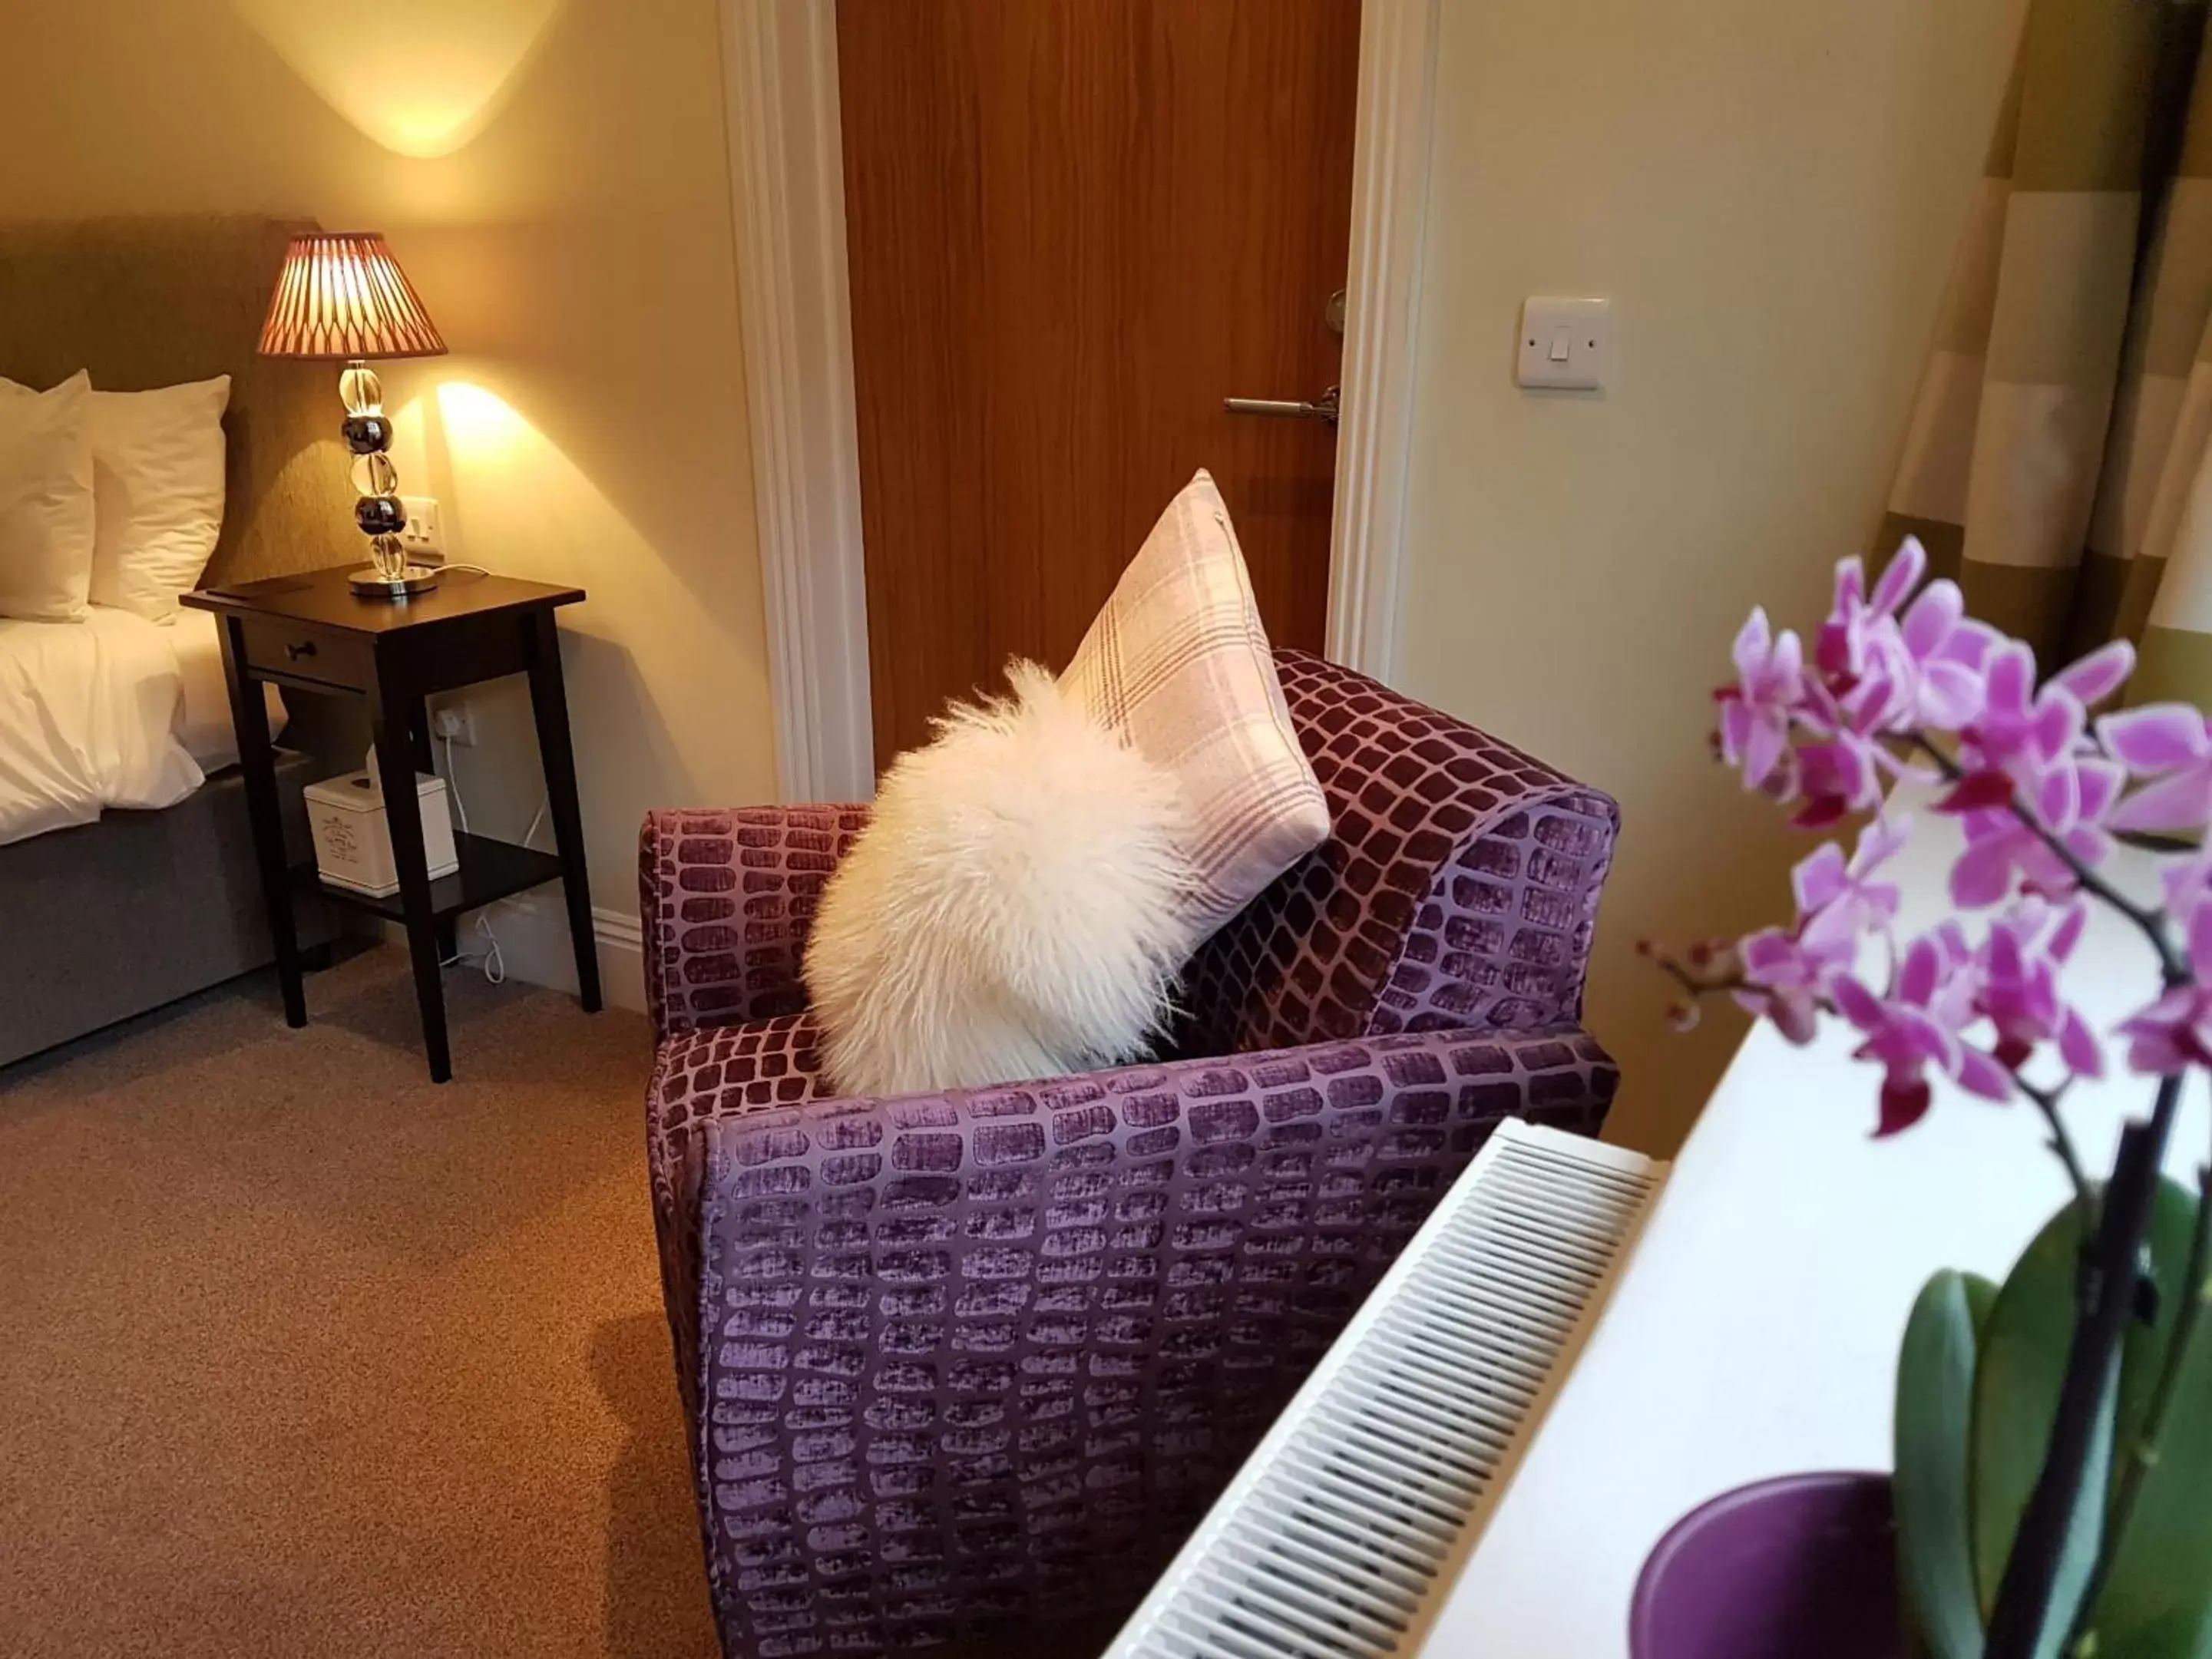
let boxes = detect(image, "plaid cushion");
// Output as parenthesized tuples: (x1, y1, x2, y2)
(1062, 469, 1330, 943)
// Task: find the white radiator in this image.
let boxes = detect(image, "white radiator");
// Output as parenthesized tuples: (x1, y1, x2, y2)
(1104, 1118, 1667, 1659)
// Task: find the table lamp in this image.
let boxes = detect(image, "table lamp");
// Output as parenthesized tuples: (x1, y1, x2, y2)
(257, 232, 449, 597)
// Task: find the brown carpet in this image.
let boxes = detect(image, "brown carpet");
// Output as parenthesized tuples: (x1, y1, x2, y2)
(0, 947, 719, 1659)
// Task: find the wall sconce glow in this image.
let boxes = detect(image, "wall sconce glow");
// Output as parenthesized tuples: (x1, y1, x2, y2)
(230, 0, 562, 158)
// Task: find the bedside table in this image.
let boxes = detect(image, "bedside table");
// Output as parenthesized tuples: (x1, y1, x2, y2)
(184, 566, 599, 1082)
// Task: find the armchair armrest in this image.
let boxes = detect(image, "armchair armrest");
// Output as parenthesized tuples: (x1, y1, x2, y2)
(676, 1021, 1617, 1655)
(1185, 650, 1620, 1056)
(639, 804, 868, 1041)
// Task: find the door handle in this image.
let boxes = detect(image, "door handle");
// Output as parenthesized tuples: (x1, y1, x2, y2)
(1224, 385, 1340, 428)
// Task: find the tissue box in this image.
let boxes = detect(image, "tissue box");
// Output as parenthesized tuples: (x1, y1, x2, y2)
(303, 769, 459, 898)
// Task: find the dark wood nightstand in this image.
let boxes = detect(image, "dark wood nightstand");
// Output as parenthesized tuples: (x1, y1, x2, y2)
(184, 566, 599, 1082)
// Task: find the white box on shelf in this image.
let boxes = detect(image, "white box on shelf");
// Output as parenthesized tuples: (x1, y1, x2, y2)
(302, 769, 459, 898)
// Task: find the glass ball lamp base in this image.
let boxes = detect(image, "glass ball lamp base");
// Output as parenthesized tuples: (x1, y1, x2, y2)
(349, 563, 443, 598)
(340, 367, 440, 600)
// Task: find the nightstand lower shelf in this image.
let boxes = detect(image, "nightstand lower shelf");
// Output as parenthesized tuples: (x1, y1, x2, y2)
(292, 834, 565, 923)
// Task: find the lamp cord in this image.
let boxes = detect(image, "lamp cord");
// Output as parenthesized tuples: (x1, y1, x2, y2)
(436, 731, 504, 985)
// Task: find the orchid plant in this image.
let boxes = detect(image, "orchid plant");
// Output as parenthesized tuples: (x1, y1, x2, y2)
(1648, 539, 2212, 1659)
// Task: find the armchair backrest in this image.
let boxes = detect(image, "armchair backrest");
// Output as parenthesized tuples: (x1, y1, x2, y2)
(1178, 650, 1618, 1057)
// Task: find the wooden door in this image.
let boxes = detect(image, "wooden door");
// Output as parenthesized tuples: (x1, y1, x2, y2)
(837, 0, 1361, 762)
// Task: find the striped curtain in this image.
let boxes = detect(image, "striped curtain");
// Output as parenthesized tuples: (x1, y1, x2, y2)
(1879, 0, 2212, 703)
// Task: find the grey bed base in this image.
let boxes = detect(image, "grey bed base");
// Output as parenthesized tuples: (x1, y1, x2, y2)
(1, 752, 336, 1069)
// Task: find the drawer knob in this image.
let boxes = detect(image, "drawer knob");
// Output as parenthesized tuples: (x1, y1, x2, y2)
(285, 640, 317, 662)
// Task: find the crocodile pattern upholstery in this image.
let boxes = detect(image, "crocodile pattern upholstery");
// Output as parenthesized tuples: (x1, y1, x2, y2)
(689, 1028, 1616, 1657)
(650, 1012, 832, 1406)
(1178, 649, 1617, 1058)
(1373, 796, 1617, 1032)
(642, 805, 870, 1036)
(640, 652, 1623, 1657)
(648, 1013, 1620, 1444)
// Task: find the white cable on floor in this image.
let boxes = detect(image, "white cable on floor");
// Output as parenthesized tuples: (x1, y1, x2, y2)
(475, 913, 505, 984)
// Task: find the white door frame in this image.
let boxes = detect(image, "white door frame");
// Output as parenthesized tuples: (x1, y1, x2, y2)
(722, 0, 1440, 803)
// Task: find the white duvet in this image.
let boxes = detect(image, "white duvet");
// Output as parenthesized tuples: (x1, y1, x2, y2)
(0, 606, 252, 846)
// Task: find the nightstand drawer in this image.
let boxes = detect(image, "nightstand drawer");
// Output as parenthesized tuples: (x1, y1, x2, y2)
(236, 616, 372, 692)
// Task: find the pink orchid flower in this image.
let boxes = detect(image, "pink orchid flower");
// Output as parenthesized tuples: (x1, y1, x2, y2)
(2099, 702, 2212, 833)
(1717, 606, 1807, 791)
(1737, 927, 1847, 1044)
(1978, 899, 2102, 1079)
(1962, 638, 2133, 788)
(1817, 542, 1924, 682)
(1795, 817, 1910, 950)
(1790, 733, 1890, 827)
(1790, 679, 1933, 827)
(1833, 925, 2009, 1135)
(1738, 821, 1913, 1043)
(2161, 844, 2212, 917)
(1886, 577, 2004, 730)
(1948, 758, 2122, 908)
(2118, 899, 2212, 1074)
(1817, 538, 2001, 734)
(1672, 542, 2212, 1133)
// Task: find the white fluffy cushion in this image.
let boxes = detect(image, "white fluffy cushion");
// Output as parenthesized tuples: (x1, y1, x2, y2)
(805, 661, 1198, 1098)
(0, 372, 96, 622)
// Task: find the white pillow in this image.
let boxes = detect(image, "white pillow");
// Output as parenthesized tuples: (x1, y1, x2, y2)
(1062, 470, 1329, 944)
(2, 373, 230, 622)
(804, 660, 1199, 1098)
(91, 377, 231, 620)
(0, 372, 96, 622)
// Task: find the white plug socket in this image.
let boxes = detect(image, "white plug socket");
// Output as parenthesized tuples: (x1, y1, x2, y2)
(431, 702, 476, 746)
(399, 497, 443, 557)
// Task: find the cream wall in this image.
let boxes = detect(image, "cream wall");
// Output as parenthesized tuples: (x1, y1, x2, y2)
(1396, 0, 2025, 1153)
(2, 0, 775, 999)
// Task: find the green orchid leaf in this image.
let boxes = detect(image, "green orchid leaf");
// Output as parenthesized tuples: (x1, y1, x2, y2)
(1896, 1271, 1995, 1659)
(1965, 1273, 1999, 1340)
(1971, 1197, 2118, 1659)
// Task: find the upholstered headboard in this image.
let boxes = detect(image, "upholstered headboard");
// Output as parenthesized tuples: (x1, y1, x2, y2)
(0, 216, 355, 587)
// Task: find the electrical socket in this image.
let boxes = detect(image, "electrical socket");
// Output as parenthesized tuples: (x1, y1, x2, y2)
(399, 497, 443, 557)
(431, 702, 476, 746)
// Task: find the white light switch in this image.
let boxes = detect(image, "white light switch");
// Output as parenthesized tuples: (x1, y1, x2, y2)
(1518, 297, 1611, 391)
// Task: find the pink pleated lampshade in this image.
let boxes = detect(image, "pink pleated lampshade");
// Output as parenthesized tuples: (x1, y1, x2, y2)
(257, 232, 448, 360)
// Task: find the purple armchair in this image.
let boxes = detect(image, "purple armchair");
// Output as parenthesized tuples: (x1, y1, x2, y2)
(640, 650, 1620, 1657)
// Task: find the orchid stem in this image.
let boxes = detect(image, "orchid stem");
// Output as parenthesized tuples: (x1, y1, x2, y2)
(1985, 1075, 2188, 1659)
(1910, 737, 2187, 987)
(2012, 1073, 2095, 1210)
(2065, 1158, 2212, 1656)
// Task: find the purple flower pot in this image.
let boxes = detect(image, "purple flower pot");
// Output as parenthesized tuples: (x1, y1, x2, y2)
(1630, 1472, 1909, 1659)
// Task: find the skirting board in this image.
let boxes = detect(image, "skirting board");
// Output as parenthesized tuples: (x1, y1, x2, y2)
(372, 897, 646, 1015)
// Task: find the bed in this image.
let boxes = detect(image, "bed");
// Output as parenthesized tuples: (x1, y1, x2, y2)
(0, 606, 287, 845)
(1, 216, 359, 1066)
